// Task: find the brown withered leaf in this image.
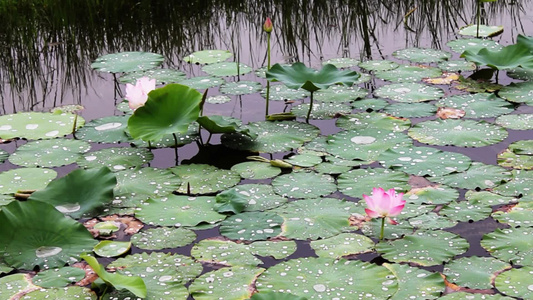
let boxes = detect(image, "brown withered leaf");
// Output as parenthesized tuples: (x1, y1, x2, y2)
(423, 72, 460, 85)
(437, 107, 466, 119)
(73, 262, 99, 287)
(101, 215, 144, 235)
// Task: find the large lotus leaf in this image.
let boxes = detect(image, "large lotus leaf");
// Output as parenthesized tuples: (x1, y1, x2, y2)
(337, 168, 410, 199)
(446, 38, 503, 54)
(0, 112, 82, 140)
(119, 68, 186, 84)
(93, 241, 131, 257)
(135, 194, 226, 227)
(432, 162, 513, 189)
(436, 93, 513, 118)
(507, 67, 533, 80)
(0, 168, 57, 194)
(492, 170, 533, 198)
(495, 114, 533, 130)
(291, 102, 352, 120)
(375, 83, 444, 102)
(465, 190, 519, 206)
(8, 139, 90, 168)
(0, 259, 13, 274)
(190, 266, 264, 300)
(443, 256, 511, 290)
(376, 231, 469, 266)
(75, 116, 131, 143)
(310, 233, 374, 258)
(224, 184, 287, 211)
(481, 227, 533, 266)
(114, 167, 181, 199)
(183, 50, 232, 64)
(29, 167, 116, 218)
(22, 286, 97, 299)
(260, 84, 310, 101)
(492, 202, 533, 227)
(273, 198, 359, 240)
(219, 81, 262, 95)
(170, 164, 240, 194)
(128, 84, 202, 141)
(322, 57, 359, 68)
(271, 172, 336, 198)
(82, 254, 146, 298)
(462, 43, 533, 70)
(375, 65, 442, 82)
(256, 257, 397, 299)
(78, 147, 153, 171)
(0, 201, 97, 269)
(202, 62, 252, 76)
(0, 274, 38, 299)
(383, 263, 445, 300)
(325, 129, 412, 162)
(230, 162, 281, 180)
(130, 123, 199, 148)
(250, 291, 307, 300)
(458, 25, 504, 37)
(179, 76, 225, 89)
(130, 227, 196, 250)
(336, 112, 411, 132)
(495, 266, 533, 299)
(408, 212, 458, 230)
(358, 60, 399, 71)
(378, 146, 471, 176)
(439, 292, 514, 300)
(313, 85, 368, 102)
(405, 185, 458, 205)
(91, 51, 164, 73)
(220, 211, 283, 241)
(32, 267, 86, 288)
(438, 60, 477, 72)
(191, 239, 296, 266)
(351, 98, 389, 111)
(266, 63, 360, 92)
(221, 121, 320, 153)
(408, 119, 508, 147)
(382, 102, 437, 118)
(393, 47, 451, 63)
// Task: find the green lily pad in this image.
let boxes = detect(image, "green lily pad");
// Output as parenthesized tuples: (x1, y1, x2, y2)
(93, 241, 131, 257)
(114, 167, 181, 198)
(0, 149, 8, 163)
(465, 190, 519, 206)
(436, 93, 513, 118)
(405, 185, 459, 205)
(189, 266, 264, 300)
(0, 168, 57, 194)
(507, 67, 533, 80)
(310, 233, 374, 258)
(358, 60, 399, 72)
(220, 211, 283, 241)
(273, 198, 359, 240)
(0, 259, 13, 274)
(0, 112, 83, 140)
(438, 60, 477, 71)
(75, 116, 131, 143)
(337, 168, 410, 198)
(219, 81, 262, 95)
(446, 38, 503, 54)
(32, 267, 87, 288)
(408, 119, 508, 147)
(458, 25, 504, 37)
(336, 112, 411, 132)
(498, 145, 533, 170)
(22, 286, 97, 299)
(0, 201, 97, 269)
(439, 292, 514, 299)
(221, 121, 320, 153)
(206, 94, 231, 104)
(322, 57, 359, 68)
(130, 123, 200, 148)
(492, 202, 533, 227)
(91, 51, 164, 73)
(495, 114, 533, 130)
(462, 42, 533, 70)
(443, 256, 511, 289)
(170, 164, 240, 194)
(378, 146, 471, 176)
(202, 62, 252, 76)
(131, 227, 196, 250)
(119, 68, 186, 84)
(284, 153, 322, 167)
(393, 47, 452, 63)
(291, 102, 352, 120)
(375, 83, 444, 102)
(481, 227, 533, 266)
(8, 139, 90, 168)
(313, 85, 368, 102)
(77, 147, 153, 171)
(29, 167, 116, 218)
(230, 162, 281, 180)
(272, 172, 336, 198)
(382, 102, 437, 118)
(136, 194, 226, 227)
(0, 274, 38, 299)
(128, 84, 202, 142)
(495, 267, 533, 299)
(197, 115, 246, 136)
(408, 212, 458, 230)
(179, 76, 225, 89)
(492, 170, 533, 198)
(431, 162, 513, 189)
(375, 65, 442, 82)
(439, 200, 493, 222)
(225, 184, 287, 211)
(256, 257, 397, 299)
(351, 98, 389, 111)
(250, 291, 307, 300)
(183, 50, 232, 64)
(384, 263, 445, 300)
(314, 156, 357, 175)
(260, 84, 310, 101)
(376, 230, 469, 266)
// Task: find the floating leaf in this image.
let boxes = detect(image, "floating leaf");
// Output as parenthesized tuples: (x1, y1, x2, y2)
(260, 84, 310, 101)
(495, 114, 533, 130)
(492, 202, 533, 227)
(32, 267, 86, 288)
(458, 25, 504, 37)
(0, 112, 82, 140)
(431, 162, 512, 189)
(91, 51, 164, 73)
(358, 60, 399, 71)
(202, 62, 252, 76)
(481, 227, 533, 266)
(206, 94, 231, 104)
(219, 81, 262, 95)
(314, 85, 368, 102)
(0, 168, 57, 194)
(462, 43, 533, 70)
(439, 292, 514, 299)
(336, 112, 411, 132)
(0, 149, 8, 164)
(130, 227, 196, 250)
(439, 200, 493, 222)
(310, 233, 374, 258)
(443, 256, 511, 289)
(8, 139, 90, 168)
(272, 172, 336, 198)
(322, 57, 359, 68)
(438, 60, 477, 71)
(393, 47, 451, 63)
(119, 68, 186, 84)
(382, 102, 437, 118)
(337, 168, 410, 199)
(495, 267, 533, 299)
(78, 147, 153, 171)
(405, 185, 458, 205)
(250, 291, 307, 300)
(170, 164, 240, 194)
(375, 83, 444, 102)
(214, 188, 248, 214)
(436, 93, 513, 118)
(22, 286, 96, 299)
(352, 98, 389, 111)
(189, 266, 264, 300)
(93, 241, 131, 257)
(375, 65, 442, 82)
(446, 38, 503, 54)
(179, 76, 225, 89)
(114, 167, 181, 198)
(75, 116, 131, 143)
(220, 211, 283, 241)
(0, 274, 38, 299)
(183, 50, 232, 64)
(384, 263, 445, 300)
(492, 170, 533, 198)
(230, 162, 281, 180)
(408, 212, 457, 230)
(224, 184, 287, 211)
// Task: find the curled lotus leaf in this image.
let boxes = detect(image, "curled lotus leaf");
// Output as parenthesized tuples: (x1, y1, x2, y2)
(461, 42, 533, 70)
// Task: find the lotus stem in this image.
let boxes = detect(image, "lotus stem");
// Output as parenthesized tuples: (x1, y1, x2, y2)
(306, 91, 314, 123)
(172, 133, 179, 165)
(380, 217, 385, 241)
(265, 32, 271, 118)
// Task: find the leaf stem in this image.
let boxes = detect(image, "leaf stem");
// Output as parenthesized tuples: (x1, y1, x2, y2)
(265, 32, 271, 118)
(380, 217, 385, 241)
(306, 91, 314, 123)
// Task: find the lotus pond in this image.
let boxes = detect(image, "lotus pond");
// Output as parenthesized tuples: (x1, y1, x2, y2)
(0, 1, 532, 299)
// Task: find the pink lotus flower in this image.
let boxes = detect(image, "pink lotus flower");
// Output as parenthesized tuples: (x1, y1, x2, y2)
(125, 77, 156, 110)
(263, 17, 273, 33)
(363, 187, 405, 225)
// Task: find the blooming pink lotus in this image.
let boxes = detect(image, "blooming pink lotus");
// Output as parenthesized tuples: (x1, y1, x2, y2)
(125, 77, 156, 110)
(363, 187, 405, 225)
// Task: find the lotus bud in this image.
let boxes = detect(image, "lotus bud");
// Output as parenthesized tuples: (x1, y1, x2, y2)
(263, 17, 273, 33)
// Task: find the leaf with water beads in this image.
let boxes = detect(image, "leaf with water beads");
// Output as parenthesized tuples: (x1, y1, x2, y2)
(436, 93, 514, 118)
(375, 82, 444, 102)
(492, 170, 533, 198)
(498, 81, 533, 105)
(189, 266, 264, 300)
(170, 164, 240, 195)
(91, 51, 164, 73)
(351, 98, 389, 111)
(183, 50, 232, 64)
(465, 190, 519, 206)
(439, 292, 515, 299)
(202, 62, 252, 76)
(446, 38, 503, 54)
(310, 233, 374, 258)
(495, 114, 533, 130)
(481, 227, 533, 266)
(22, 286, 97, 299)
(0, 149, 7, 163)
(75, 115, 131, 143)
(443, 256, 511, 290)
(0, 112, 83, 140)
(337, 168, 410, 199)
(393, 47, 452, 63)
(440, 200, 493, 222)
(260, 84, 310, 101)
(219, 80, 262, 95)
(360, 218, 415, 240)
(405, 185, 459, 205)
(408, 212, 458, 230)
(119, 68, 186, 84)
(492, 201, 533, 228)
(130, 227, 196, 250)
(114, 167, 181, 198)
(495, 266, 533, 299)
(375, 65, 442, 82)
(314, 85, 368, 102)
(31, 267, 86, 288)
(93, 241, 131, 257)
(358, 59, 399, 71)
(336, 112, 411, 132)
(220, 211, 283, 241)
(77, 147, 154, 171)
(7, 139, 90, 168)
(431, 162, 513, 190)
(0, 168, 57, 194)
(271, 171, 336, 198)
(382, 102, 437, 118)
(322, 57, 359, 68)
(384, 263, 445, 300)
(179, 76, 225, 89)
(438, 60, 477, 72)
(458, 25, 504, 37)
(230, 162, 281, 180)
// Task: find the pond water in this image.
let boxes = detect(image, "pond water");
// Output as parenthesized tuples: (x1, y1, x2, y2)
(0, 0, 533, 299)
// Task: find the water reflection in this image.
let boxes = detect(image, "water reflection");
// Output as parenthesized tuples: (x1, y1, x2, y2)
(0, 0, 530, 114)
